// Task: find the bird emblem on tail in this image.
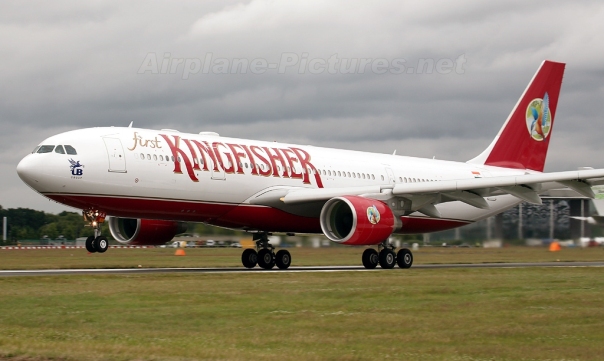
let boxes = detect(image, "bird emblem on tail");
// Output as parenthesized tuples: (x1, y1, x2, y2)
(526, 92, 552, 141)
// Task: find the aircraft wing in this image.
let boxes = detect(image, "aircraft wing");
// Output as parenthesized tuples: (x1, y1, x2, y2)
(277, 168, 604, 218)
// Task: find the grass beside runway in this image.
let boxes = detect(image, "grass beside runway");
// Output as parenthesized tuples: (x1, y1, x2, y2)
(0, 246, 604, 270)
(1, 267, 604, 361)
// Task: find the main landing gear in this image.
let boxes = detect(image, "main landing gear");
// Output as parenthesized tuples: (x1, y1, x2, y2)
(241, 233, 291, 270)
(83, 209, 109, 253)
(362, 240, 413, 269)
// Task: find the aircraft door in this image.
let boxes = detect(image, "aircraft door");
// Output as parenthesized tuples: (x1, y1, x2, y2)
(103, 137, 127, 173)
(210, 155, 226, 180)
(385, 167, 396, 184)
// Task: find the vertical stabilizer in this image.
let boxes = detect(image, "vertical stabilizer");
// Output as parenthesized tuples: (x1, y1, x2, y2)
(468, 60, 565, 172)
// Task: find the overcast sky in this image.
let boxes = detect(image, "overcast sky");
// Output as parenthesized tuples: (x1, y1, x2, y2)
(2, 0, 604, 213)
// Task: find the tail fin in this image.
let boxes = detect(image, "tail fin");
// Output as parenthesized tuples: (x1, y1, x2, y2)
(468, 60, 565, 172)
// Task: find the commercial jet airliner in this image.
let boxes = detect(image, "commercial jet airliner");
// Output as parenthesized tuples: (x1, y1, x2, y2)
(16, 60, 604, 270)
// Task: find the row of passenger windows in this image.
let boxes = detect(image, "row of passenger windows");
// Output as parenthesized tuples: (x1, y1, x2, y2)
(136, 153, 173, 162)
(318, 169, 377, 180)
(33, 145, 78, 155)
(399, 176, 435, 183)
(136, 153, 381, 180)
(134, 153, 436, 183)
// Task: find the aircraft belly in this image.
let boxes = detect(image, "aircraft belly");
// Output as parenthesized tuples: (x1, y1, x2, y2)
(211, 204, 322, 233)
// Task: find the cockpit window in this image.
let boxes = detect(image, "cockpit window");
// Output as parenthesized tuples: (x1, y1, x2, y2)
(64, 145, 77, 155)
(55, 145, 65, 154)
(32, 146, 40, 154)
(37, 145, 55, 153)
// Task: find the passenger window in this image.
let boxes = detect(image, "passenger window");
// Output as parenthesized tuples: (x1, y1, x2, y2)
(147, 154, 151, 160)
(64, 145, 77, 155)
(37, 145, 55, 153)
(153, 155, 157, 161)
(55, 145, 65, 154)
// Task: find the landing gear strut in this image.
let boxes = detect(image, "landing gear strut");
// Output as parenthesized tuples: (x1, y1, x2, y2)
(240, 233, 291, 270)
(83, 209, 109, 253)
(361, 240, 413, 269)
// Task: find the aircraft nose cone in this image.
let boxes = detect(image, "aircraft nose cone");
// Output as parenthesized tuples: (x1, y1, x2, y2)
(16, 155, 38, 186)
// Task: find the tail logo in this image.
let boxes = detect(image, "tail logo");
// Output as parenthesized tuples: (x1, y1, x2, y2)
(525, 92, 552, 141)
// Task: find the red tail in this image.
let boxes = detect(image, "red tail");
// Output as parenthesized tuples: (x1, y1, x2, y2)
(468, 60, 565, 172)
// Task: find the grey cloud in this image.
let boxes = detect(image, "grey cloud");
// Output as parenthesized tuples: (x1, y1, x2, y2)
(2, 0, 604, 212)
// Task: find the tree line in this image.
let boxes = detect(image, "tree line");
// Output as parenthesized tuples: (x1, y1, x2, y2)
(0, 205, 242, 245)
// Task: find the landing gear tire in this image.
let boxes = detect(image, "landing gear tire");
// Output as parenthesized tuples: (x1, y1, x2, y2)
(257, 249, 275, 270)
(85, 236, 96, 253)
(379, 249, 396, 269)
(362, 249, 379, 269)
(241, 249, 258, 269)
(94, 236, 109, 253)
(275, 250, 292, 270)
(397, 248, 413, 269)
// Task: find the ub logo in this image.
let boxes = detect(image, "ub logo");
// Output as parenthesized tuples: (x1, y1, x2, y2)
(69, 158, 84, 176)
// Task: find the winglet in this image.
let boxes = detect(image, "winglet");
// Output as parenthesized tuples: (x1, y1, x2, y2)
(468, 60, 565, 172)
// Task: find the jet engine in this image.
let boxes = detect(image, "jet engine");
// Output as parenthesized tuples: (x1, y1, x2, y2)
(320, 196, 398, 245)
(108, 217, 187, 245)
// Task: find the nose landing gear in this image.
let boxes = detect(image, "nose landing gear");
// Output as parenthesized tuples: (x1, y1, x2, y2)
(83, 209, 109, 253)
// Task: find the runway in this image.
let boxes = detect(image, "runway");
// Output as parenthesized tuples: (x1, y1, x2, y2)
(1, 261, 604, 277)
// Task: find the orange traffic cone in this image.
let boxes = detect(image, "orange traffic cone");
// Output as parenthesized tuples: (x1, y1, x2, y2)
(549, 241, 561, 252)
(175, 248, 186, 256)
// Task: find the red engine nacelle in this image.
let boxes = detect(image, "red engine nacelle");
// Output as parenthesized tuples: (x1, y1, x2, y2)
(108, 217, 187, 245)
(320, 196, 398, 246)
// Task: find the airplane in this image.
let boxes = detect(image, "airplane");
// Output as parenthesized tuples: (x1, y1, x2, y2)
(16, 60, 604, 270)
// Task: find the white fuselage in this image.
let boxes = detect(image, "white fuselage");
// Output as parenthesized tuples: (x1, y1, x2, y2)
(17, 127, 527, 234)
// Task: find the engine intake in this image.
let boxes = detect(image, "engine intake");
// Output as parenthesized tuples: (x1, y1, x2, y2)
(108, 217, 187, 245)
(320, 196, 397, 245)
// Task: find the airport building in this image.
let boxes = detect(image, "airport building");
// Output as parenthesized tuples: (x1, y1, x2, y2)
(428, 188, 602, 245)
